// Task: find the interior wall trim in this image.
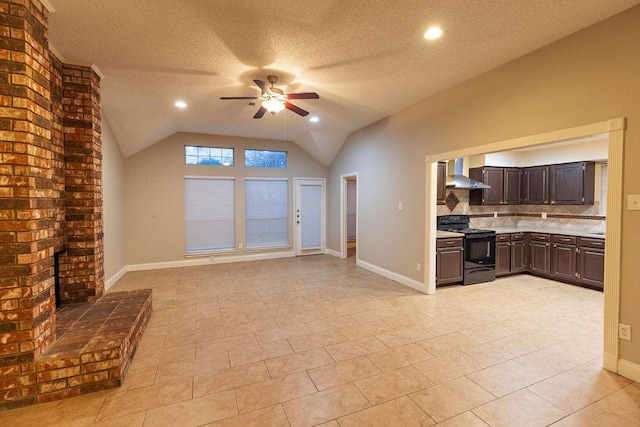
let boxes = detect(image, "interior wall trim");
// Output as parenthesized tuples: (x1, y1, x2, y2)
(603, 118, 625, 373)
(356, 259, 427, 294)
(618, 358, 640, 383)
(426, 117, 625, 377)
(128, 251, 296, 272)
(325, 248, 341, 258)
(339, 172, 359, 260)
(105, 266, 128, 291)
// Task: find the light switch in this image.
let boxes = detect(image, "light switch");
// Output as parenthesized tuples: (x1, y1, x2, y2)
(629, 195, 640, 211)
(398, 202, 403, 210)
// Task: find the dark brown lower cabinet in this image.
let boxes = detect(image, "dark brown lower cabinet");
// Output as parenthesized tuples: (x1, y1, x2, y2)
(436, 232, 604, 290)
(496, 234, 511, 277)
(436, 237, 463, 286)
(496, 233, 527, 277)
(550, 235, 578, 283)
(529, 234, 551, 276)
(510, 238, 527, 273)
(577, 237, 605, 290)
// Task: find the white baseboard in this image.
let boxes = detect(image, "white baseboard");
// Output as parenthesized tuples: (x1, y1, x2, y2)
(128, 251, 296, 272)
(356, 259, 427, 294)
(325, 248, 342, 258)
(603, 352, 619, 373)
(105, 265, 128, 291)
(618, 358, 640, 382)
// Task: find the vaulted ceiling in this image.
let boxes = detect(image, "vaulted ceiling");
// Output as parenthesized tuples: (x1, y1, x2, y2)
(46, 0, 639, 166)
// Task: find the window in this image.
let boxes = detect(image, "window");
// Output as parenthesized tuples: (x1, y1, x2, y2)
(245, 179, 288, 249)
(185, 146, 233, 166)
(244, 149, 287, 168)
(184, 177, 235, 254)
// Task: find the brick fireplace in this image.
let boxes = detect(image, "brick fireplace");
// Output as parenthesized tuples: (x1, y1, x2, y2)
(0, 0, 151, 410)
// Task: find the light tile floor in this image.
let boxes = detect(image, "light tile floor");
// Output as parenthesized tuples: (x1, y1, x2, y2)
(1, 255, 639, 426)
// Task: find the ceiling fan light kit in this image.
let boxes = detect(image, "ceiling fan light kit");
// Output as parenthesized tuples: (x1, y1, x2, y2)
(221, 75, 319, 119)
(262, 98, 285, 113)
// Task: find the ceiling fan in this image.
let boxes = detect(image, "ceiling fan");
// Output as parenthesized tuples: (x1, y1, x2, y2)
(220, 75, 319, 119)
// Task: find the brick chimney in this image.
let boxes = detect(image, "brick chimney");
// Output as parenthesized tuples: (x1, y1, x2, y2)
(0, 0, 104, 410)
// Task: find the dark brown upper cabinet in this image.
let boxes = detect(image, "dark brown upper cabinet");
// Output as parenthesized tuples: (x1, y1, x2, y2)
(549, 162, 595, 205)
(503, 168, 522, 204)
(469, 167, 521, 205)
(522, 166, 549, 205)
(469, 161, 595, 206)
(437, 162, 446, 205)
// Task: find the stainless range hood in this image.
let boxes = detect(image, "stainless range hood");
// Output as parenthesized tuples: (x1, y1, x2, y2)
(445, 158, 491, 190)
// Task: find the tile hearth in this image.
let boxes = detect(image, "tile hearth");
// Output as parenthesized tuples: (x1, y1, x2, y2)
(33, 290, 152, 404)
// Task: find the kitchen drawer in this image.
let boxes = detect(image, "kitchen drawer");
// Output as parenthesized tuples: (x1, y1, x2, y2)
(530, 233, 551, 242)
(436, 237, 463, 248)
(578, 237, 605, 249)
(497, 234, 511, 242)
(552, 235, 577, 245)
(511, 233, 525, 241)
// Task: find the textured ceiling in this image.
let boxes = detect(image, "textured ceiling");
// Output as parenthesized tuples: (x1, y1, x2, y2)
(46, 0, 639, 166)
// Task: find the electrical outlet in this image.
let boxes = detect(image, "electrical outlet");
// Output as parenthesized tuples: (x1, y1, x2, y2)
(416, 263, 421, 272)
(238, 243, 243, 249)
(541, 212, 547, 219)
(619, 323, 632, 341)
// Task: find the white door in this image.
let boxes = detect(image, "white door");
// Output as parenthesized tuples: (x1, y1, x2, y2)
(294, 178, 325, 256)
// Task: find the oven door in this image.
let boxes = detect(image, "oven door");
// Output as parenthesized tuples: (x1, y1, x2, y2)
(464, 234, 496, 269)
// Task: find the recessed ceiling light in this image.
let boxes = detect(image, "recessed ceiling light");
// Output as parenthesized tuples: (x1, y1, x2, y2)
(424, 26, 443, 40)
(309, 116, 319, 123)
(175, 100, 187, 108)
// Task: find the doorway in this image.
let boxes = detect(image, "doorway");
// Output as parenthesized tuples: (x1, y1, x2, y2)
(425, 117, 625, 376)
(340, 174, 358, 260)
(294, 178, 326, 256)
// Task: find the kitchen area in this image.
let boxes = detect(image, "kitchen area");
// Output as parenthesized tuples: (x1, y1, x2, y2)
(435, 136, 607, 291)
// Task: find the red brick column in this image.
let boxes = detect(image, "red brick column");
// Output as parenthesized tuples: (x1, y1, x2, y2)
(49, 53, 65, 253)
(58, 64, 104, 304)
(0, 0, 54, 410)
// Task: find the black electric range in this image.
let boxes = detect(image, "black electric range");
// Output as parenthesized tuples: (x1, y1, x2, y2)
(437, 215, 497, 285)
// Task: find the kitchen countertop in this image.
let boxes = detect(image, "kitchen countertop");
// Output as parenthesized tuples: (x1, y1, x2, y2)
(436, 228, 605, 239)
(489, 227, 605, 239)
(436, 230, 465, 238)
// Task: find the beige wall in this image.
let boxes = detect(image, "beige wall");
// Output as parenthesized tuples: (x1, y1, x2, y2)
(102, 117, 127, 284)
(328, 6, 640, 364)
(124, 132, 328, 265)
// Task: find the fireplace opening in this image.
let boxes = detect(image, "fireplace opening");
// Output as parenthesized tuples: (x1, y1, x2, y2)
(53, 250, 65, 307)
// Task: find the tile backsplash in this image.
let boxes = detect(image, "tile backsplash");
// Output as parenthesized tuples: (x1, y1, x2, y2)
(437, 189, 606, 234)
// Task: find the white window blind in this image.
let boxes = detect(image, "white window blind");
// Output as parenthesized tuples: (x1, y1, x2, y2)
(300, 184, 322, 249)
(245, 179, 288, 249)
(184, 177, 235, 254)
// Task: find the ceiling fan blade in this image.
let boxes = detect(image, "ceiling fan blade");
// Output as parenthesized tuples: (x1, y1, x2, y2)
(220, 96, 258, 100)
(253, 106, 267, 119)
(253, 79, 271, 94)
(285, 92, 319, 100)
(285, 102, 309, 117)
